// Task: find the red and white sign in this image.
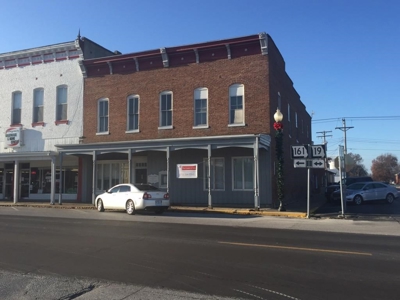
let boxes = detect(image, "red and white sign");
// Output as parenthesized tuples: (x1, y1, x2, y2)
(176, 164, 198, 179)
(6, 127, 22, 147)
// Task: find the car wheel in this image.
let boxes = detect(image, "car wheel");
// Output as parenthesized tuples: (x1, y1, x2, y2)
(126, 200, 135, 215)
(97, 199, 105, 212)
(386, 194, 394, 204)
(353, 195, 363, 205)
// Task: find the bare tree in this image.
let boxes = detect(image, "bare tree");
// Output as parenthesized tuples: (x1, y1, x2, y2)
(371, 153, 399, 183)
(346, 152, 368, 177)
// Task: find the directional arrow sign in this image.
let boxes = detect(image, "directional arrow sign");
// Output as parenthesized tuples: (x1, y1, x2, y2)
(293, 159, 307, 168)
(310, 145, 326, 158)
(311, 159, 325, 168)
(291, 145, 308, 159)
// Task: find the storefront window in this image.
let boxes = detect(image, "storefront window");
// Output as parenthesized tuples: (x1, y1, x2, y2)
(30, 168, 78, 194)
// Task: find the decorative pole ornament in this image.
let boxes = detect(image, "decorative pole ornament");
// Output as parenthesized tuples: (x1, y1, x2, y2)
(274, 108, 285, 211)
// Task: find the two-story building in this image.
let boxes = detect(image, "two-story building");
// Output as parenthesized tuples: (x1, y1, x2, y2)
(0, 34, 115, 203)
(56, 32, 313, 208)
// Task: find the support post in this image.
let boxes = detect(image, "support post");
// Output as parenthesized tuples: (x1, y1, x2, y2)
(50, 157, 56, 205)
(208, 144, 212, 209)
(13, 161, 19, 204)
(58, 153, 63, 205)
(92, 151, 97, 205)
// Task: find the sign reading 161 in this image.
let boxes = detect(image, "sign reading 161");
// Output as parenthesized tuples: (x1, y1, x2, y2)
(291, 145, 308, 158)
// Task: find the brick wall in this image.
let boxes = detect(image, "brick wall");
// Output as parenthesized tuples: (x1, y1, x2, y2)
(83, 54, 273, 143)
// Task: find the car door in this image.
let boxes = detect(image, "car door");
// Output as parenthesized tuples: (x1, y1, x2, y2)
(117, 185, 131, 209)
(362, 183, 375, 201)
(104, 186, 120, 209)
(372, 183, 387, 200)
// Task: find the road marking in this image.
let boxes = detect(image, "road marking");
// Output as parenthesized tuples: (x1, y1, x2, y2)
(11, 207, 18, 211)
(218, 241, 372, 256)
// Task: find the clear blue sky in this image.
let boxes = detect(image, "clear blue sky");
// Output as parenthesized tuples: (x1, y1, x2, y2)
(1, 0, 399, 173)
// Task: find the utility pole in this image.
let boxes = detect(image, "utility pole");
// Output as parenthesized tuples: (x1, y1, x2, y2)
(317, 131, 332, 187)
(335, 118, 353, 154)
(316, 130, 332, 145)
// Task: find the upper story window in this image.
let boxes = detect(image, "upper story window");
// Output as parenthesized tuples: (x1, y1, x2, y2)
(194, 87, 208, 127)
(33, 88, 44, 123)
(98, 98, 109, 134)
(127, 95, 139, 132)
(12, 91, 22, 125)
(295, 112, 298, 128)
(278, 92, 281, 110)
(159, 91, 172, 129)
(229, 84, 244, 126)
(56, 85, 68, 121)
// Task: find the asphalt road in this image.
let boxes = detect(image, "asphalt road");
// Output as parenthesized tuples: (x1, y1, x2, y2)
(1, 208, 400, 300)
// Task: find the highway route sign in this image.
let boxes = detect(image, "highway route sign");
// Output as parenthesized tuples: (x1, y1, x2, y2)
(291, 145, 308, 158)
(310, 145, 326, 158)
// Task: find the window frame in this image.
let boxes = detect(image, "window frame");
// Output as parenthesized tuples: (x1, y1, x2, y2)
(193, 87, 209, 128)
(126, 94, 140, 133)
(56, 85, 68, 123)
(203, 157, 225, 191)
(12, 91, 22, 125)
(32, 88, 44, 125)
(232, 156, 254, 191)
(97, 98, 109, 135)
(159, 91, 173, 129)
(228, 84, 245, 126)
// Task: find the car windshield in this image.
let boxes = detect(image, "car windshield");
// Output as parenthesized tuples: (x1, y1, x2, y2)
(134, 184, 159, 191)
(347, 183, 365, 190)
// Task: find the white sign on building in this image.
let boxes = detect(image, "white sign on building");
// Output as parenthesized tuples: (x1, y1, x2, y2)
(176, 164, 198, 179)
(6, 127, 23, 148)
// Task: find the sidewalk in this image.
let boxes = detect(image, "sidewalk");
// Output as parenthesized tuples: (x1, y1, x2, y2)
(0, 193, 327, 218)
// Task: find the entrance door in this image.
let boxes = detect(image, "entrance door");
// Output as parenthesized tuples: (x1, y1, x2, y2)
(5, 169, 13, 200)
(135, 169, 147, 184)
(20, 169, 30, 198)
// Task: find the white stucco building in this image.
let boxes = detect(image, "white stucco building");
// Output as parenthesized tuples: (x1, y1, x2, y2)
(0, 35, 114, 203)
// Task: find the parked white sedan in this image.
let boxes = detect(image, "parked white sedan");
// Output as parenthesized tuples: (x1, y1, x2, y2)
(95, 183, 170, 215)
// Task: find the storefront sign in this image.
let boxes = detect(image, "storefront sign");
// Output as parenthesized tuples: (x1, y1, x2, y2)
(6, 127, 22, 147)
(176, 164, 198, 179)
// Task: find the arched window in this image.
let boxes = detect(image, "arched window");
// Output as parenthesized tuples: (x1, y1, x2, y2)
(127, 95, 139, 132)
(56, 85, 68, 121)
(194, 88, 208, 127)
(33, 88, 44, 123)
(98, 98, 109, 133)
(229, 84, 244, 125)
(159, 91, 173, 128)
(12, 91, 22, 125)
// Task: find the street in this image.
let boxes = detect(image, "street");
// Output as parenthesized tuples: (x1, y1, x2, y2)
(0, 207, 400, 299)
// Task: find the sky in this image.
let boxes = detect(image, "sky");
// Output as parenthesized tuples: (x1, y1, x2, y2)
(1, 0, 399, 173)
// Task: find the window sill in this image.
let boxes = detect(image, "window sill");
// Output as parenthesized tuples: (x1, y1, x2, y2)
(158, 125, 173, 130)
(32, 122, 45, 127)
(193, 125, 210, 129)
(228, 123, 246, 127)
(96, 131, 109, 136)
(55, 120, 69, 125)
(125, 129, 140, 134)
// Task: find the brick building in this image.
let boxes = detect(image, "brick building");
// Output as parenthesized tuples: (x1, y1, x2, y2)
(0, 34, 114, 203)
(56, 32, 313, 208)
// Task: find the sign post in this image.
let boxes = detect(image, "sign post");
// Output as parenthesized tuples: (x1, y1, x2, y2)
(291, 144, 326, 218)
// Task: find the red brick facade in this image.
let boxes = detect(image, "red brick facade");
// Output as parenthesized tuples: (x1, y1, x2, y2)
(80, 33, 313, 206)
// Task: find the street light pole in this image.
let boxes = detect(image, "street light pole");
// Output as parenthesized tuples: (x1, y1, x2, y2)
(274, 108, 285, 211)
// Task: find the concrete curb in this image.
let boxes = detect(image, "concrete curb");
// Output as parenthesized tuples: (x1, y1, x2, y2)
(0, 202, 321, 219)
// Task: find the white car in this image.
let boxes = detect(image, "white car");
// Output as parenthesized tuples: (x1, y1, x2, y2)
(95, 183, 170, 215)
